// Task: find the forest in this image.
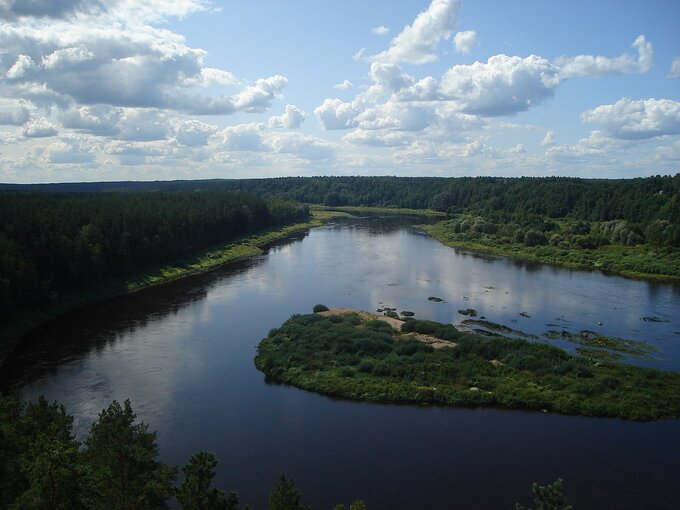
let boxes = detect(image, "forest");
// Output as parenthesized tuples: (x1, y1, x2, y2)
(0, 191, 308, 324)
(4, 174, 678, 246)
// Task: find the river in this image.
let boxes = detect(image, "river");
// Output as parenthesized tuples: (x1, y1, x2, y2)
(4, 215, 680, 509)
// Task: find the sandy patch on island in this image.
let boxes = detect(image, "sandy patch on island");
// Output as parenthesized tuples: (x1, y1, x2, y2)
(316, 307, 457, 349)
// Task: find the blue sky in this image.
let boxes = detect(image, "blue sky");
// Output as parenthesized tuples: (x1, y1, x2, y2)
(0, 0, 678, 182)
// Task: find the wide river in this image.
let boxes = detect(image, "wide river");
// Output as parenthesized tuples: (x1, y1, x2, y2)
(4, 215, 680, 509)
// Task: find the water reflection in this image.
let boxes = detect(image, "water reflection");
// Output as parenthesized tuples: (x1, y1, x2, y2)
(3, 215, 680, 510)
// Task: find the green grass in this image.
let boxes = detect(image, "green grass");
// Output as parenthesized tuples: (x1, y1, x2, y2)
(421, 220, 680, 281)
(0, 210, 348, 366)
(255, 312, 680, 421)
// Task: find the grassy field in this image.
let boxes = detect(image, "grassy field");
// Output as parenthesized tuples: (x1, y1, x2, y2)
(255, 310, 680, 421)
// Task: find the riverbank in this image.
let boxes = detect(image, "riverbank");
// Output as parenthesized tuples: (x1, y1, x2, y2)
(255, 309, 680, 421)
(0, 209, 350, 366)
(315, 205, 446, 217)
(421, 221, 680, 282)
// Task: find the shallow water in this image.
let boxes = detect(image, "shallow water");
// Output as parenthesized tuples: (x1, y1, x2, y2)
(4, 215, 680, 509)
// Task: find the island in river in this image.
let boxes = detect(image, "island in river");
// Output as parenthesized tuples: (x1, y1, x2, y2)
(255, 308, 680, 421)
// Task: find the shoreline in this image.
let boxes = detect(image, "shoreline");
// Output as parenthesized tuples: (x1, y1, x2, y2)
(420, 223, 680, 283)
(0, 209, 350, 367)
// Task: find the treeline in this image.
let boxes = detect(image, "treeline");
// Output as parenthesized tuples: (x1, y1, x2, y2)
(5, 175, 677, 246)
(0, 191, 308, 320)
(0, 394, 368, 510)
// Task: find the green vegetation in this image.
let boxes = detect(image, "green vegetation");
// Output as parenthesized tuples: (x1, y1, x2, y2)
(313, 304, 330, 313)
(516, 479, 572, 510)
(422, 214, 680, 280)
(255, 312, 680, 421)
(542, 329, 656, 358)
(0, 199, 345, 365)
(1, 393, 374, 510)
(458, 308, 478, 316)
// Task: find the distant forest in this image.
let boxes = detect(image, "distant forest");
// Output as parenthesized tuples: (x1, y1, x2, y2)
(0, 192, 308, 321)
(3, 174, 678, 240)
(1, 174, 679, 321)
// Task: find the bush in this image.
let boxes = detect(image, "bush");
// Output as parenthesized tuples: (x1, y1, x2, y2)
(313, 304, 329, 313)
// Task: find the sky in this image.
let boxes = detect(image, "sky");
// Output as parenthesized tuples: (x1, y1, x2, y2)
(0, 0, 679, 183)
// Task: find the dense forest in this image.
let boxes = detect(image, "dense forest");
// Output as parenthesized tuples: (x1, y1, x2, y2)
(4, 174, 678, 246)
(0, 191, 308, 322)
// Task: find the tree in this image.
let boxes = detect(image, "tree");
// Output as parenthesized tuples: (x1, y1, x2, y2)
(267, 474, 310, 510)
(82, 400, 176, 510)
(515, 478, 573, 510)
(176, 451, 238, 510)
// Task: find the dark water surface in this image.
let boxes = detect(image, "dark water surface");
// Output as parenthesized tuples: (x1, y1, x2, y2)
(4, 216, 680, 509)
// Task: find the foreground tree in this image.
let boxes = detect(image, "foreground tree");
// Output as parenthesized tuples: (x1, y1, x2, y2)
(268, 474, 310, 510)
(176, 451, 239, 510)
(82, 400, 176, 510)
(516, 478, 573, 510)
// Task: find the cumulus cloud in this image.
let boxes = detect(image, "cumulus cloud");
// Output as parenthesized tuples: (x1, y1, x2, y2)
(22, 116, 58, 137)
(175, 119, 216, 146)
(268, 104, 306, 129)
(0, 102, 29, 125)
(541, 129, 555, 146)
(314, 99, 361, 130)
(60, 105, 121, 135)
(440, 54, 561, 116)
(0, 7, 285, 117)
(334, 80, 353, 90)
(557, 35, 653, 78)
(453, 30, 476, 54)
(0, 0, 102, 20)
(370, 0, 459, 64)
(371, 26, 390, 36)
(232, 75, 288, 113)
(581, 98, 680, 140)
(218, 123, 267, 152)
(669, 57, 680, 78)
(43, 138, 97, 164)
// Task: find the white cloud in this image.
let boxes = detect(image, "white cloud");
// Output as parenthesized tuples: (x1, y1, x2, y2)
(43, 138, 97, 164)
(0, 102, 29, 125)
(175, 119, 217, 147)
(557, 35, 653, 78)
(183, 67, 238, 87)
(581, 98, 680, 140)
(268, 104, 306, 129)
(314, 98, 361, 130)
(356, 101, 435, 132)
(669, 57, 680, 78)
(541, 129, 555, 146)
(453, 30, 476, 54)
(0, 10, 284, 116)
(370, 0, 459, 65)
(371, 26, 390, 36)
(60, 105, 121, 135)
(6, 55, 37, 79)
(511, 143, 526, 154)
(218, 122, 267, 151)
(334, 80, 354, 90)
(232, 75, 288, 113)
(22, 116, 58, 137)
(116, 109, 170, 141)
(440, 54, 561, 116)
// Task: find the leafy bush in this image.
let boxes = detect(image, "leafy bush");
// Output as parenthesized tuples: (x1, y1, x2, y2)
(313, 304, 329, 313)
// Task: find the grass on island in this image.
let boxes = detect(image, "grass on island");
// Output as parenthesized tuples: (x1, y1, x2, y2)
(421, 218, 680, 281)
(255, 309, 680, 421)
(0, 209, 350, 366)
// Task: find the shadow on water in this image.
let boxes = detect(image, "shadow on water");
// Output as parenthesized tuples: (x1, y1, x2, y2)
(1, 231, 310, 391)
